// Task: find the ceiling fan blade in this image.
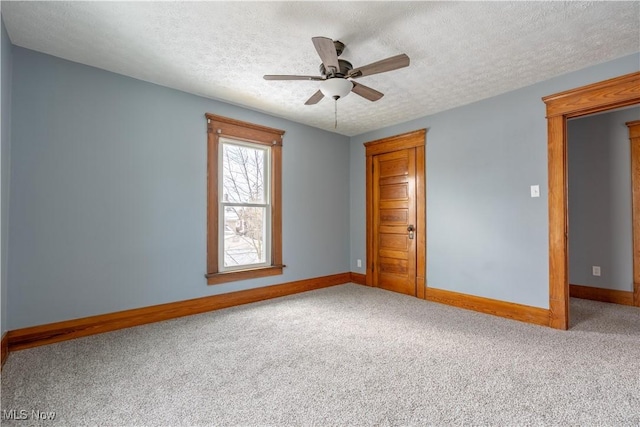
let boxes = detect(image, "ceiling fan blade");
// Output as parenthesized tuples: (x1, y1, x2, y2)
(348, 53, 410, 78)
(312, 37, 340, 73)
(264, 75, 324, 81)
(304, 90, 325, 105)
(351, 82, 384, 102)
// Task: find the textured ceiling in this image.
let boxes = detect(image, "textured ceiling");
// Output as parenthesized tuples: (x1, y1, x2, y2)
(2, 1, 639, 136)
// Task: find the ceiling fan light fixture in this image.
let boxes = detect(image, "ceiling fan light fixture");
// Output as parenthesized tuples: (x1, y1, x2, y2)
(320, 78, 353, 100)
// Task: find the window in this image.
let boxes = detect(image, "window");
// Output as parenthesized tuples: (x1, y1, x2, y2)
(220, 139, 269, 270)
(205, 114, 284, 285)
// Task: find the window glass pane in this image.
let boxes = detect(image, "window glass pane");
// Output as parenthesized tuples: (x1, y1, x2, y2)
(222, 143, 266, 204)
(223, 206, 267, 267)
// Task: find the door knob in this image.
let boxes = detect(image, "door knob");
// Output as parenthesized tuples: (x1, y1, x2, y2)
(407, 224, 415, 239)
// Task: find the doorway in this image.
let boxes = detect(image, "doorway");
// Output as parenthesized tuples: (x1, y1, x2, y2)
(365, 129, 426, 298)
(543, 71, 640, 330)
(567, 110, 639, 306)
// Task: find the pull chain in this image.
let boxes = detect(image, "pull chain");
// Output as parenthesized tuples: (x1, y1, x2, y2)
(334, 99, 338, 129)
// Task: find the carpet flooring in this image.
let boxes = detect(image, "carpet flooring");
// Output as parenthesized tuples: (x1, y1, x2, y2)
(1, 284, 639, 426)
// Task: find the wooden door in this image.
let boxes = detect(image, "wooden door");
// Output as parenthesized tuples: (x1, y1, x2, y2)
(365, 130, 426, 297)
(373, 149, 417, 295)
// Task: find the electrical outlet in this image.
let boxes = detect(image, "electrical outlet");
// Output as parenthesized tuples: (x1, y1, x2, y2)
(592, 266, 601, 276)
(357, 259, 362, 268)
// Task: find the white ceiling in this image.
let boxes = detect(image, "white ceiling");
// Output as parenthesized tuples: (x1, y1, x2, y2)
(2, 1, 639, 136)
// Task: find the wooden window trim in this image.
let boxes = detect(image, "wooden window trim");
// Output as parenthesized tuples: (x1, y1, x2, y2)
(542, 72, 640, 329)
(205, 114, 284, 285)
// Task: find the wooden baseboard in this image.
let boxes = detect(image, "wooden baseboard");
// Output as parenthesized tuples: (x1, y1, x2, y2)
(8, 272, 351, 352)
(1, 332, 8, 369)
(350, 272, 367, 286)
(570, 284, 634, 306)
(425, 287, 550, 327)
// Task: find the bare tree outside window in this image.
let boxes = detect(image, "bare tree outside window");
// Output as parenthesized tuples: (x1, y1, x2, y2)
(221, 142, 269, 268)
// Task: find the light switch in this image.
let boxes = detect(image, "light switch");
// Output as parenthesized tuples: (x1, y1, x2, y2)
(357, 259, 362, 268)
(530, 185, 540, 198)
(592, 266, 601, 276)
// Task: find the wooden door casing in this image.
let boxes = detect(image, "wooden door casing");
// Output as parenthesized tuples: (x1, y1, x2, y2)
(543, 71, 640, 329)
(626, 120, 640, 307)
(365, 129, 426, 298)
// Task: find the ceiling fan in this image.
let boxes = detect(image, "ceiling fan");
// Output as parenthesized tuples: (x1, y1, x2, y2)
(264, 37, 410, 105)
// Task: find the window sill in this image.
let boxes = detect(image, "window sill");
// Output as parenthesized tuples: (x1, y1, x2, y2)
(206, 265, 285, 285)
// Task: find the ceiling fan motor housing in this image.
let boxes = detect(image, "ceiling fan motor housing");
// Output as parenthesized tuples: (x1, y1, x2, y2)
(319, 59, 353, 78)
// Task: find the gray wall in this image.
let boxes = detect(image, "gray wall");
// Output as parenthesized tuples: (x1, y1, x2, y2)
(8, 47, 350, 330)
(1, 16, 12, 336)
(350, 53, 640, 309)
(568, 107, 640, 291)
(5, 42, 640, 331)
